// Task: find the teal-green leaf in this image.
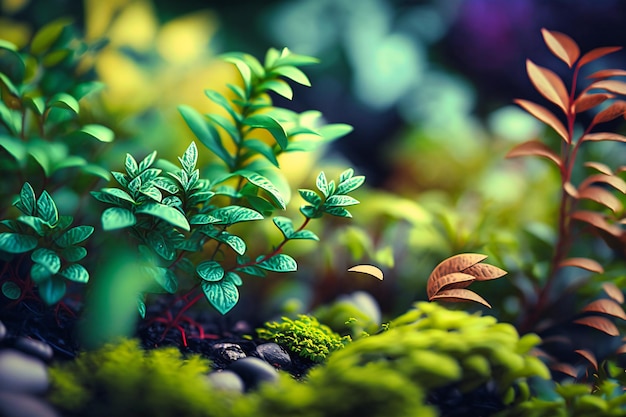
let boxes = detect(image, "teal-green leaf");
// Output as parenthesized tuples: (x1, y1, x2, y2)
(0, 135, 26, 162)
(135, 202, 190, 231)
(298, 189, 322, 206)
(36, 191, 58, 225)
(153, 267, 178, 293)
(138, 150, 157, 172)
(55, 225, 94, 248)
(211, 205, 263, 225)
(235, 264, 266, 277)
(101, 207, 136, 231)
(318, 123, 353, 142)
(53, 155, 87, 171)
(30, 18, 72, 55)
(201, 279, 239, 315)
(257, 79, 293, 100)
(197, 260, 224, 282)
(147, 230, 176, 261)
(242, 139, 279, 167)
(325, 195, 360, 207)
(225, 271, 243, 286)
(270, 65, 311, 87)
(48, 93, 79, 115)
(1, 281, 20, 300)
(100, 188, 135, 204)
(207, 113, 240, 143)
(291, 229, 319, 241)
(59, 263, 89, 283)
(256, 253, 297, 272)
(316, 171, 329, 197)
(19, 182, 37, 216)
(30, 263, 51, 284)
(222, 233, 246, 255)
(273, 216, 294, 239)
(178, 105, 232, 166)
(179, 141, 198, 173)
(137, 295, 146, 319)
(31, 248, 61, 274)
(240, 171, 287, 209)
(221, 55, 252, 93)
(72, 81, 105, 100)
(60, 246, 87, 262)
(17, 215, 48, 236)
(189, 214, 220, 225)
(0, 42, 25, 85)
(80, 164, 111, 181)
(243, 114, 288, 149)
(125, 153, 138, 177)
(324, 206, 352, 218)
(69, 124, 114, 143)
(300, 205, 321, 219)
(38, 277, 66, 305)
(205, 89, 240, 122)
(337, 175, 365, 195)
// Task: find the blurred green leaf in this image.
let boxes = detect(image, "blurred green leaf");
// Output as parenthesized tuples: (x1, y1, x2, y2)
(31, 18, 73, 55)
(0, 232, 37, 253)
(101, 207, 136, 231)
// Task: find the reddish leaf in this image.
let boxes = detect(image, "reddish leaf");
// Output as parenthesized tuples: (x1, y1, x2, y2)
(429, 253, 487, 282)
(578, 46, 622, 68)
(577, 186, 623, 213)
(430, 288, 492, 308)
(591, 101, 626, 125)
(526, 59, 570, 113)
(587, 69, 626, 80)
(584, 161, 613, 175)
(348, 265, 384, 280)
(542, 28, 580, 68)
(582, 299, 626, 320)
(589, 80, 626, 95)
(571, 210, 622, 236)
(579, 174, 626, 194)
(564, 182, 579, 198)
(514, 99, 569, 142)
(582, 132, 626, 143)
(574, 93, 614, 113)
(506, 140, 562, 168)
(427, 272, 475, 299)
(462, 263, 507, 281)
(550, 363, 578, 378)
(558, 257, 604, 273)
(574, 316, 619, 336)
(574, 349, 598, 370)
(603, 282, 625, 304)
(616, 344, 626, 355)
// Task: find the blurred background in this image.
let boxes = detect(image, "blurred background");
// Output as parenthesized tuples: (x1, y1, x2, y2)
(2, 0, 626, 322)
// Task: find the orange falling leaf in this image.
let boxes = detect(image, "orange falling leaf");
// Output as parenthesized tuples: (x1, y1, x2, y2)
(427, 272, 475, 299)
(347, 264, 384, 280)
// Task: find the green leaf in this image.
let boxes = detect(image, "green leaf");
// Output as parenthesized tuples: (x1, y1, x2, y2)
(1, 281, 20, 300)
(59, 264, 89, 283)
(179, 141, 198, 173)
(337, 175, 365, 195)
(125, 153, 138, 177)
(324, 206, 352, 218)
(211, 205, 263, 225)
(53, 155, 87, 171)
(318, 123, 353, 142)
(292, 229, 319, 241)
(257, 79, 293, 100)
(30, 263, 51, 284)
(273, 48, 319, 67)
(197, 260, 224, 282)
(55, 225, 94, 248)
(137, 295, 146, 319)
(242, 139, 279, 167)
(153, 177, 179, 194)
(138, 150, 157, 172)
(243, 114, 288, 149)
(178, 105, 232, 166)
(273, 216, 294, 239)
(17, 216, 48, 235)
(239, 171, 287, 209)
(226, 83, 245, 100)
(316, 171, 329, 197)
(101, 207, 136, 231)
(100, 188, 136, 204)
(205, 89, 240, 121)
(147, 230, 176, 261)
(38, 277, 66, 305)
(19, 182, 37, 216)
(81, 164, 111, 181)
(264, 47, 281, 69)
(136, 202, 190, 231)
(31, 18, 72, 55)
(299, 189, 322, 206)
(42, 49, 70, 67)
(325, 195, 360, 207)
(23, 96, 45, 115)
(48, 93, 79, 115)
(220, 232, 246, 255)
(60, 246, 87, 262)
(35, 191, 58, 225)
(256, 253, 297, 272)
(207, 114, 240, 143)
(31, 248, 61, 274)
(300, 205, 321, 219)
(189, 214, 220, 225)
(72, 81, 105, 100)
(68, 124, 114, 143)
(152, 267, 178, 293)
(270, 65, 311, 87)
(0, 135, 27, 162)
(201, 279, 239, 315)
(222, 55, 252, 93)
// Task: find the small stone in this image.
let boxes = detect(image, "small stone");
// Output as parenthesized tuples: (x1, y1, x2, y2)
(0, 321, 6, 342)
(207, 370, 245, 392)
(0, 349, 49, 394)
(228, 357, 278, 391)
(255, 342, 292, 371)
(0, 392, 59, 417)
(14, 337, 54, 362)
(212, 343, 246, 362)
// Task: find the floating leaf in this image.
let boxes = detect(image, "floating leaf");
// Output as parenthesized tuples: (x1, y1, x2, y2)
(526, 59, 569, 113)
(573, 316, 619, 336)
(430, 288, 492, 308)
(582, 132, 626, 143)
(506, 140, 562, 167)
(427, 272, 475, 299)
(558, 257, 604, 273)
(347, 265, 384, 280)
(574, 349, 598, 371)
(429, 253, 487, 282)
(602, 283, 624, 304)
(513, 99, 569, 142)
(541, 28, 580, 68)
(577, 186, 622, 213)
(461, 263, 507, 281)
(578, 46, 622, 68)
(582, 299, 626, 320)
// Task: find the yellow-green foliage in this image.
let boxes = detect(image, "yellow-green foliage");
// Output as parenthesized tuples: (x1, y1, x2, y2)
(257, 314, 351, 363)
(48, 339, 238, 417)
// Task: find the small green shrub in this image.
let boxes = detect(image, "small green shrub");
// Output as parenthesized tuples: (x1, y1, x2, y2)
(257, 314, 351, 363)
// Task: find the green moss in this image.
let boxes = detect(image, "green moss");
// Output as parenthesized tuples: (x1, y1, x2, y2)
(256, 314, 351, 363)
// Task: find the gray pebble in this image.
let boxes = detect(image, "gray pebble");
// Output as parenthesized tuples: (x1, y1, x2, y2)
(0, 391, 59, 417)
(0, 349, 49, 394)
(212, 343, 246, 362)
(0, 321, 5, 342)
(14, 337, 54, 362)
(207, 370, 245, 392)
(255, 342, 292, 371)
(228, 357, 278, 391)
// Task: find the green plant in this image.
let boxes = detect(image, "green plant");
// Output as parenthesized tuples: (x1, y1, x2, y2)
(0, 181, 93, 305)
(257, 314, 351, 363)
